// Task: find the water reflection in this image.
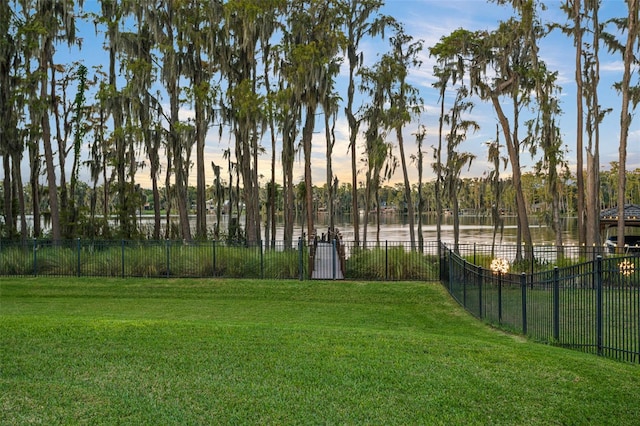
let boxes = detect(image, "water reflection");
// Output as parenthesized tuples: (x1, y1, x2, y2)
(306, 213, 579, 245)
(19, 212, 580, 245)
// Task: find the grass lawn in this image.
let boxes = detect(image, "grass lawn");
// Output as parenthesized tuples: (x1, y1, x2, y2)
(1, 278, 639, 425)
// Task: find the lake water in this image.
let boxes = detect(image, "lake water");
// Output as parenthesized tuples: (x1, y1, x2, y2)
(18, 211, 582, 246)
(239, 212, 580, 246)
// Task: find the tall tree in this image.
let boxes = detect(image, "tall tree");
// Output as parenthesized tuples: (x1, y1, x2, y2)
(118, 14, 164, 240)
(485, 125, 508, 257)
(342, 0, 389, 247)
(182, 0, 223, 240)
(360, 58, 398, 247)
(530, 69, 567, 257)
(24, 0, 83, 241)
(322, 83, 341, 232)
(609, 0, 639, 252)
(411, 124, 428, 252)
(379, 23, 423, 251)
(559, 0, 586, 247)
(433, 14, 540, 260)
(0, 1, 22, 239)
(97, 0, 141, 239)
(221, 0, 281, 244)
(444, 86, 477, 253)
(583, 0, 606, 255)
(284, 0, 344, 244)
(149, 0, 194, 241)
(429, 65, 453, 245)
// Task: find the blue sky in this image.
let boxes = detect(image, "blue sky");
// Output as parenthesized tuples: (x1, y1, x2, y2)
(337, 0, 639, 185)
(7, 0, 639, 191)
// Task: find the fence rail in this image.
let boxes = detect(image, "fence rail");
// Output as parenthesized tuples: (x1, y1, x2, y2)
(443, 245, 640, 363)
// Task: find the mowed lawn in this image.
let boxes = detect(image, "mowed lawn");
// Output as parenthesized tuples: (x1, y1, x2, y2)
(1, 278, 639, 425)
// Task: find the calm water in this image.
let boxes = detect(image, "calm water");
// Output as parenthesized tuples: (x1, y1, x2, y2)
(20, 212, 581, 245)
(317, 215, 578, 245)
(261, 212, 580, 246)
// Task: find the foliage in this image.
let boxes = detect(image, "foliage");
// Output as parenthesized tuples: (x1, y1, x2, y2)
(346, 246, 438, 280)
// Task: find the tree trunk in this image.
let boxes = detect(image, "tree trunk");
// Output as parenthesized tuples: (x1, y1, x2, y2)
(490, 94, 533, 260)
(574, 0, 586, 248)
(303, 104, 316, 243)
(325, 112, 335, 232)
(396, 126, 416, 250)
(616, 0, 637, 253)
(40, 43, 61, 242)
(2, 155, 13, 236)
(195, 70, 207, 240)
(12, 153, 27, 239)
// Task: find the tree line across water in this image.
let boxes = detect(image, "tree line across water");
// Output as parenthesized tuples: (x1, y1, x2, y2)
(1, 1, 638, 262)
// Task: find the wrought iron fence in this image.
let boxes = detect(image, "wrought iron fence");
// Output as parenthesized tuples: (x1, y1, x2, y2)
(444, 245, 640, 363)
(0, 238, 442, 281)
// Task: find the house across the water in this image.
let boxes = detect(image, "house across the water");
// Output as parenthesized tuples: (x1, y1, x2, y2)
(600, 204, 640, 254)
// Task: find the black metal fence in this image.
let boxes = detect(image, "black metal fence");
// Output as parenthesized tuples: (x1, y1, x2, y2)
(4, 238, 639, 362)
(443, 245, 640, 363)
(0, 239, 442, 281)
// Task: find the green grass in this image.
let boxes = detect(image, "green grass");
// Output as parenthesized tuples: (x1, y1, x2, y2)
(1, 278, 639, 425)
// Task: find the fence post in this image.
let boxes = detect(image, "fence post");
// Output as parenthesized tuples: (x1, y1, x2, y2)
(596, 255, 603, 356)
(553, 266, 560, 342)
(298, 237, 303, 281)
(332, 238, 337, 280)
(121, 239, 125, 278)
(478, 265, 483, 318)
(385, 240, 389, 281)
(33, 238, 37, 276)
(260, 240, 264, 279)
(77, 238, 81, 277)
(448, 249, 454, 293)
(521, 273, 527, 335)
(212, 240, 217, 277)
(463, 260, 468, 309)
(166, 239, 170, 278)
(473, 242, 476, 266)
(498, 272, 503, 323)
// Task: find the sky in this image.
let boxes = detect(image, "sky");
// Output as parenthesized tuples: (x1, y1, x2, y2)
(6, 0, 640, 192)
